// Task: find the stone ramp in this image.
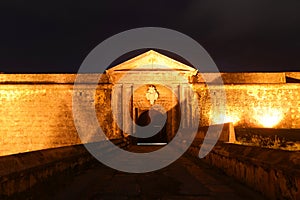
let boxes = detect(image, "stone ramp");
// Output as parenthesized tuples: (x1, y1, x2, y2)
(25, 146, 265, 200)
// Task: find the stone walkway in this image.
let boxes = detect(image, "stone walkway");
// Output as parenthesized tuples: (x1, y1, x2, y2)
(30, 146, 266, 200)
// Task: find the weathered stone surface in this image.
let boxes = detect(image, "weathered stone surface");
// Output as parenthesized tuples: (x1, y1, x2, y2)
(188, 143, 300, 200)
(0, 50, 299, 157)
(0, 74, 109, 84)
(0, 139, 128, 197)
(20, 146, 264, 200)
(0, 144, 91, 197)
(1, 78, 299, 156)
(195, 84, 300, 129)
(195, 72, 287, 83)
(0, 83, 121, 156)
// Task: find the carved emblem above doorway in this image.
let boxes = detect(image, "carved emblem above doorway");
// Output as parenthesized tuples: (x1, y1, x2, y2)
(146, 85, 159, 105)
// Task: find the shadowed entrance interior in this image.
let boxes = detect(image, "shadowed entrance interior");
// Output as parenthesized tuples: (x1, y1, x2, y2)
(135, 110, 168, 144)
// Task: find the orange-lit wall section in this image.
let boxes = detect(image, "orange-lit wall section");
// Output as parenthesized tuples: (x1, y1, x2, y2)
(195, 84, 300, 128)
(0, 75, 118, 156)
(0, 74, 299, 156)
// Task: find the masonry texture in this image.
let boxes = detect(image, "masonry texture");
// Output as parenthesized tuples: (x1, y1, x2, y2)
(196, 83, 300, 128)
(0, 51, 299, 156)
(0, 73, 299, 156)
(0, 74, 117, 156)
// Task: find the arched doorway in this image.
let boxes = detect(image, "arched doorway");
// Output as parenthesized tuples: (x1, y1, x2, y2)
(135, 109, 168, 144)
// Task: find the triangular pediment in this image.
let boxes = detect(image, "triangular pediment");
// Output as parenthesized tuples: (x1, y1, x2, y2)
(106, 50, 198, 84)
(106, 50, 197, 73)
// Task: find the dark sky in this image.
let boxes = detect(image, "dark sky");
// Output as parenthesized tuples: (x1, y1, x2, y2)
(0, 0, 300, 73)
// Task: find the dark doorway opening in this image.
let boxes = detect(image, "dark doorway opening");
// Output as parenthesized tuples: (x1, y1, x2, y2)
(135, 110, 168, 144)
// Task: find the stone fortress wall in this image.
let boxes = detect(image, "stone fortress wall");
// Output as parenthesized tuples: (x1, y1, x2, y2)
(0, 72, 299, 156)
(196, 83, 300, 128)
(0, 74, 116, 155)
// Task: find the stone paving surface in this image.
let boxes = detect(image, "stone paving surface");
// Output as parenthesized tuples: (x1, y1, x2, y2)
(30, 146, 266, 200)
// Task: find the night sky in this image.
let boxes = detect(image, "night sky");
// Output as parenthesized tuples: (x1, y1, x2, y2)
(0, 0, 300, 73)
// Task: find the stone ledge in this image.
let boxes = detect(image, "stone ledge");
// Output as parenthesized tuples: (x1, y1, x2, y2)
(0, 74, 109, 84)
(188, 143, 300, 200)
(195, 72, 286, 84)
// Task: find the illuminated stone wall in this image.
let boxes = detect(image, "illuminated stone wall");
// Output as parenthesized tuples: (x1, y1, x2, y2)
(195, 72, 286, 83)
(0, 84, 77, 155)
(0, 74, 117, 156)
(195, 84, 300, 128)
(0, 73, 299, 156)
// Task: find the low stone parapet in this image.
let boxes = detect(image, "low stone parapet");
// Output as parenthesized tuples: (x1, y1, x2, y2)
(0, 139, 129, 198)
(188, 142, 300, 200)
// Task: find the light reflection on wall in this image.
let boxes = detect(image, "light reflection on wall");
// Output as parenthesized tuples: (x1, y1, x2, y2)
(210, 107, 284, 128)
(223, 115, 241, 125)
(209, 109, 241, 126)
(0, 85, 80, 156)
(0, 89, 22, 101)
(252, 107, 284, 128)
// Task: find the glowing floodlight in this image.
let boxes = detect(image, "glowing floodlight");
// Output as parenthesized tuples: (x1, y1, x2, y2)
(252, 107, 283, 128)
